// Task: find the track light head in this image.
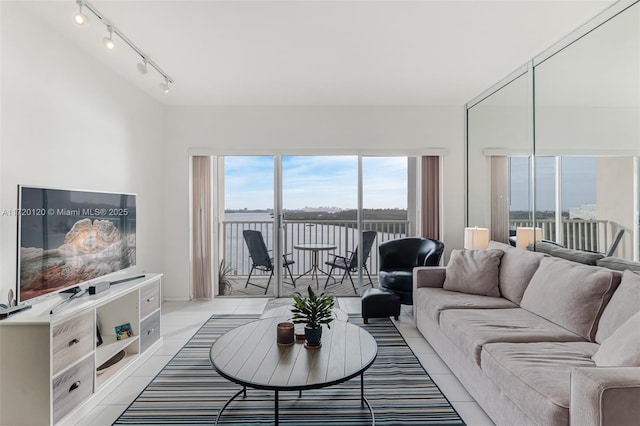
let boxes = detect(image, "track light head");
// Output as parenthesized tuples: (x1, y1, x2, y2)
(103, 26, 115, 50)
(137, 58, 149, 75)
(73, 11, 88, 26)
(73, 1, 88, 26)
(160, 78, 170, 94)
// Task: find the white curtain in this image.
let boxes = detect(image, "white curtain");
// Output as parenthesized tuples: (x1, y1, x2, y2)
(192, 156, 212, 300)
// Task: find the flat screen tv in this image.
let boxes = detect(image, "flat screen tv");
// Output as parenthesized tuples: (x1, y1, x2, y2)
(17, 186, 136, 304)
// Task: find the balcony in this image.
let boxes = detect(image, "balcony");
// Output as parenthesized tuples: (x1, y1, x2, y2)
(220, 219, 409, 297)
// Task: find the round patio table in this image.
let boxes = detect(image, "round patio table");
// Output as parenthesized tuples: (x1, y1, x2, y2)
(210, 316, 377, 425)
(294, 243, 337, 288)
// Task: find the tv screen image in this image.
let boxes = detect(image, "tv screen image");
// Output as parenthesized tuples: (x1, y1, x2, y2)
(17, 186, 136, 303)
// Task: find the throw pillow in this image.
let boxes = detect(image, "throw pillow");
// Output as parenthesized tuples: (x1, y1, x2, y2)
(595, 270, 640, 343)
(488, 240, 545, 305)
(443, 249, 504, 297)
(592, 312, 640, 367)
(521, 256, 619, 341)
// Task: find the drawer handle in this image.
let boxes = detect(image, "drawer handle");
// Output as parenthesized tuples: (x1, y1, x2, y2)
(147, 328, 155, 335)
(146, 297, 155, 302)
(68, 338, 80, 346)
(69, 381, 81, 392)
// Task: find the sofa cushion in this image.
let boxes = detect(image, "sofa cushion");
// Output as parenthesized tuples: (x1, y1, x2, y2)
(521, 257, 620, 341)
(595, 270, 640, 343)
(443, 249, 503, 297)
(592, 312, 640, 367)
(530, 241, 604, 265)
(488, 240, 545, 305)
(482, 341, 598, 426)
(439, 308, 585, 366)
(414, 287, 517, 323)
(596, 256, 640, 272)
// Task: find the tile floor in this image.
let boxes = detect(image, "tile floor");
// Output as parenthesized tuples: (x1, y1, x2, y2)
(72, 297, 494, 426)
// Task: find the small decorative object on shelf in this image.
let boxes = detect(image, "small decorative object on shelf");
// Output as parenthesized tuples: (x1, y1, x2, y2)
(276, 322, 295, 346)
(291, 285, 335, 349)
(115, 322, 133, 340)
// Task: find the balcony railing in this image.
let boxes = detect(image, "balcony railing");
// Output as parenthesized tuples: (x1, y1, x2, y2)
(223, 218, 615, 280)
(509, 218, 610, 252)
(222, 219, 409, 277)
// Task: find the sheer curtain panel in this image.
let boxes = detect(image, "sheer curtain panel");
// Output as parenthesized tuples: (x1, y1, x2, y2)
(192, 156, 212, 299)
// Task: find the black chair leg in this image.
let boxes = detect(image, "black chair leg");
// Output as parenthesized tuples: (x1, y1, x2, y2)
(246, 264, 272, 293)
(245, 265, 255, 288)
(364, 265, 373, 287)
(285, 264, 296, 287)
(264, 270, 274, 295)
(346, 270, 357, 295)
(324, 266, 336, 289)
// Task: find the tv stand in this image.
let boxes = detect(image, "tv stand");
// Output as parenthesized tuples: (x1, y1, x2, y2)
(0, 273, 162, 426)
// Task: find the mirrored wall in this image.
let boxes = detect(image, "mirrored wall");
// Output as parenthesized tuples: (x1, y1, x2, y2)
(466, 0, 639, 261)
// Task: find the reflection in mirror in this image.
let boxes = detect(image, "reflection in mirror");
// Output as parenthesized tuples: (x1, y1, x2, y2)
(534, 2, 639, 155)
(508, 157, 533, 245)
(528, 156, 635, 260)
(534, 157, 557, 242)
(467, 72, 531, 243)
(534, 2, 639, 260)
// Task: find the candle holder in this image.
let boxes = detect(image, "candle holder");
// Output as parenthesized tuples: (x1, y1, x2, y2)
(294, 323, 306, 341)
(277, 322, 295, 346)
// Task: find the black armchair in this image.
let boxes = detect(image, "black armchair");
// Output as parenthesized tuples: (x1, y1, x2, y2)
(378, 237, 444, 304)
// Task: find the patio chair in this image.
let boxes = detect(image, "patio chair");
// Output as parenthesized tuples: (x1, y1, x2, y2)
(243, 230, 296, 294)
(605, 229, 624, 257)
(324, 230, 377, 294)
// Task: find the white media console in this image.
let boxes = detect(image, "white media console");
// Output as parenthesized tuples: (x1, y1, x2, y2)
(0, 274, 163, 426)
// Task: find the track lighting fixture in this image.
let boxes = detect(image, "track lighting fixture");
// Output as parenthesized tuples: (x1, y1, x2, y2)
(103, 26, 115, 50)
(136, 58, 149, 75)
(72, 0, 88, 26)
(73, 1, 174, 91)
(160, 78, 170, 94)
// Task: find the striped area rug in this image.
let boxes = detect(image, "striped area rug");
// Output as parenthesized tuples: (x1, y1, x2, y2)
(115, 314, 464, 425)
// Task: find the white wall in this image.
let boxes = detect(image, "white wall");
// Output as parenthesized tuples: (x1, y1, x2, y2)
(164, 106, 465, 301)
(0, 3, 466, 304)
(0, 3, 165, 306)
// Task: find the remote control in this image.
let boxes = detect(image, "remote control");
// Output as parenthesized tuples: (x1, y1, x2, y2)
(0, 304, 32, 319)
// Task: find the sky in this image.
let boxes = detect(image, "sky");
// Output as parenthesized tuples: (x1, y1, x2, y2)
(509, 156, 597, 211)
(224, 156, 408, 210)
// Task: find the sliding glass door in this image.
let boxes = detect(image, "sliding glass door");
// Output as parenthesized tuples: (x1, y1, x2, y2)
(218, 156, 275, 297)
(211, 154, 419, 298)
(281, 155, 358, 297)
(362, 157, 410, 287)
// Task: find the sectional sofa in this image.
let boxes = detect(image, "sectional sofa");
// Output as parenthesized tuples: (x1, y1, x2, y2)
(413, 240, 640, 426)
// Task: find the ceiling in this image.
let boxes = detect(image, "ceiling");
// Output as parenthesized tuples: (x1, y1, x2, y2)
(24, 0, 616, 106)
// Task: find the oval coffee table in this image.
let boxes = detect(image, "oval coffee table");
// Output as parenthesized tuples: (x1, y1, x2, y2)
(209, 316, 378, 425)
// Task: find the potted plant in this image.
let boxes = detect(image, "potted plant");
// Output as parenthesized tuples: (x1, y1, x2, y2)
(218, 259, 233, 295)
(291, 285, 335, 348)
